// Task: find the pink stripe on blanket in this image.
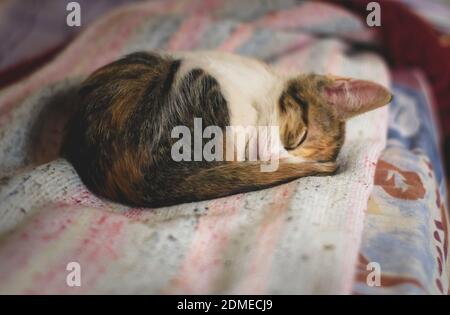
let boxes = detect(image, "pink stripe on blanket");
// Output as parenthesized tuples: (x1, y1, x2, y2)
(162, 0, 223, 50)
(218, 24, 254, 52)
(233, 186, 294, 294)
(178, 0, 224, 15)
(164, 196, 243, 294)
(257, 2, 354, 30)
(167, 16, 212, 51)
(258, 2, 342, 30)
(0, 206, 127, 294)
(0, 205, 79, 288)
(167, 0, 224, 50)
(270, 38, 317, 74)
(79, 13, 152, 74)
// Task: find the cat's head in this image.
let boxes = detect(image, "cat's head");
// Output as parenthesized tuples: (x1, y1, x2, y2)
(278, 74, 392, 162)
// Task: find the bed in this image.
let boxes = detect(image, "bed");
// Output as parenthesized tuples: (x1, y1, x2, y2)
(0, 0, 448, 294)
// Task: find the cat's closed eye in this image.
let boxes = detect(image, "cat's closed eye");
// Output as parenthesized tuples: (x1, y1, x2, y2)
(284, 127, 307, 150)
(278, 87, 309, 151)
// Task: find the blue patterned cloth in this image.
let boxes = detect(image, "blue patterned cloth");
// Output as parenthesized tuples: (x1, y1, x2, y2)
(353, 71, 449, 294)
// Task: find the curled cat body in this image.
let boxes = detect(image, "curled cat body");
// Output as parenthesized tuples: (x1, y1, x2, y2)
(61, 50, 392, 207)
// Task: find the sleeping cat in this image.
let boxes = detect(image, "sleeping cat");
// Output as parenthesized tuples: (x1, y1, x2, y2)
(61, 51, 392, 207)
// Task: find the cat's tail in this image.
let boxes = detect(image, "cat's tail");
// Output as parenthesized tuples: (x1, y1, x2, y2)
(150, 160, 337, 207)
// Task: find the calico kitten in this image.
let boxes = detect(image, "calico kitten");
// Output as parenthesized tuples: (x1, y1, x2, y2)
(61, 51, 391, 207)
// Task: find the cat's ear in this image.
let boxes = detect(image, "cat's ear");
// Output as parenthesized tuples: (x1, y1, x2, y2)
(323, 78, 392, 120)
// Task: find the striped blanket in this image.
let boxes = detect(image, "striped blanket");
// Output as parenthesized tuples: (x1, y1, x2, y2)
(0, 0, 445, 294)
